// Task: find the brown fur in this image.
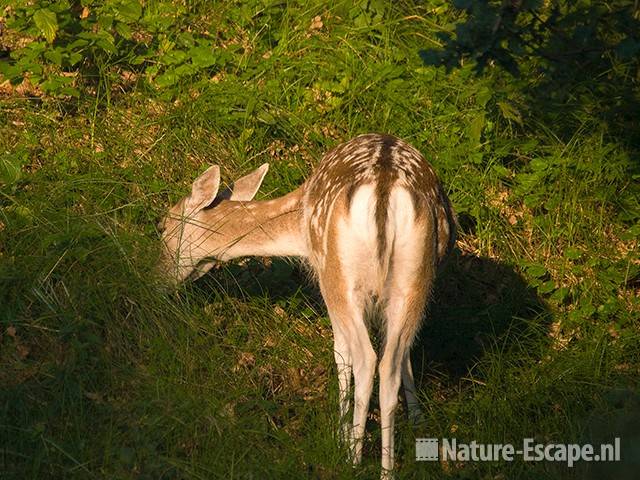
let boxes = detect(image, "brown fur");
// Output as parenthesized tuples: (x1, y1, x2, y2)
(374, 134, 398, 262)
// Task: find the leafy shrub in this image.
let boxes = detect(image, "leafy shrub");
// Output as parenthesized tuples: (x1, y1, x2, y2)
(0, 0, 227, 96)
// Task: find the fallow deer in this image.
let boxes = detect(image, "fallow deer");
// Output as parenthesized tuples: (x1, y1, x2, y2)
(158, 133, 456, 478)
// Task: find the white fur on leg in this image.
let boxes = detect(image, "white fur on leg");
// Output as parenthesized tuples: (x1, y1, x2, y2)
(350, 330, 377, 464)
(378, 335, 403, 478)
(333, 326, 352, 444)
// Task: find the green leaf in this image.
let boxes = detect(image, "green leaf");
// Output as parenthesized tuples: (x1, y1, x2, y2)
(68, 52, 83, 66)
(476, 86, 491, 108)
(95, 31, 117, 54)
(98, 14, 114, 30)
(246, 97, 257, 116)
(469, 151, 483, 164)
(145, 65, 160, 76)
(491, 164, 510, 178)
(526, 264, 547, 278)
(579, 302, 596, 318)
(155, 70, 177, 87)
(0, 63, 23, 82)
(537, 280, 556, 294)
(115, 21, 133, 40)
(58, 86, 80, 97)
(68, 39, 89, 50)
(468, 112, 485, 144)
(564, 247, 582, 260)
(173, 63, 196, 77)
(497, 101, 522, 126)
(189, 45, 216, 68)
(49, 0, 72, 14)
(257, 110, 276, 125)
(550, 287, 570, 303)
(33, 9, 58, 43)
(3, 205, 33, 224)
(40, 74, 74, 95)
(620, 224, 640, 241)
(176, 32, 195, 48)
(130, 55, 146, 65)
(114, 0, 142, 23)
(529, 158, 548, 171)
(0, 154, 23, 184)
(415, 66, 436, 81)
(44, 49, 63, 66)
(161, 50, 187, 65)
(598, 298, 619, 316)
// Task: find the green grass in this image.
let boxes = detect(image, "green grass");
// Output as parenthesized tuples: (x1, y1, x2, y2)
(1, 1, 639, 479)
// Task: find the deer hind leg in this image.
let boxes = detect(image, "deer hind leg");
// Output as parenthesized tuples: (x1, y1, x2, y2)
(320, 281, 376, 465)
(379, 270, 432, 477)
(401, 353, 423, 423)
(332, 322, 352, 443)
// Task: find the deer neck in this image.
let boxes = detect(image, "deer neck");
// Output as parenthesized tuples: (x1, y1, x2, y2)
(200, 187, 307, 260)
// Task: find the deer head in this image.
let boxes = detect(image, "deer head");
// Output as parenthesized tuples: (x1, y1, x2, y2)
(158, 163, 270, 283)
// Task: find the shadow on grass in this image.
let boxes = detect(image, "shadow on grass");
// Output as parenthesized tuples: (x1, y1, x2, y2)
(195, 257, 323, 307)
(197, 247, 548, 386)
(415, 248, 547, 383)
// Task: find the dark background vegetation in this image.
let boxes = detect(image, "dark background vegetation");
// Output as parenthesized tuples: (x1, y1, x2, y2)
(1, 1, 639, 478)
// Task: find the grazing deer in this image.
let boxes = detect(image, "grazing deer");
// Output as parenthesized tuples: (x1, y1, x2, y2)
(158, 133, 456, 478)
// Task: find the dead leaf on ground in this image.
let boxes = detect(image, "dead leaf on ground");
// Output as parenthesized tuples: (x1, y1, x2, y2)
(233, 351, 255, 372)
(309, 15, 323, 31)
(17, 344, 30, 359)
(84, 391, 103, 403)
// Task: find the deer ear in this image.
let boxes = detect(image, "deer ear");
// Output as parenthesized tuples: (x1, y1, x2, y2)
(186, 165, 221, 213)
(227, 163, 269, 201)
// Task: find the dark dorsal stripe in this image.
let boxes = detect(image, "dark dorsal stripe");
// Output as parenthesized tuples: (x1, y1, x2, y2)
(345, 181, 361, 207)
(375, 135, 398, 262)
